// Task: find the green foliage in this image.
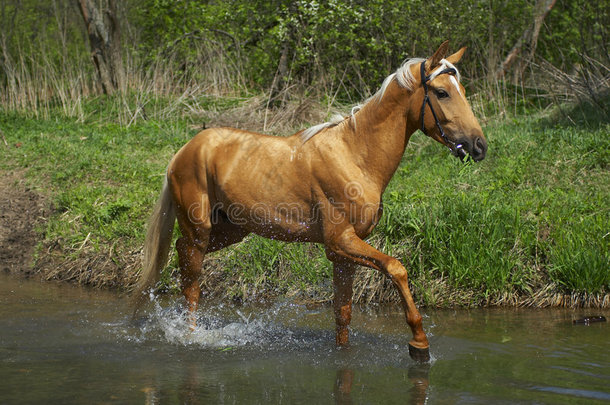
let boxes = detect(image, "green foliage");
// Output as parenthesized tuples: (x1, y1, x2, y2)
(2, 0, 607, 113)
(0, 109, 189, 248)
(223, 235, 331, 298)
(539, 0, 609, 67)
(546, 216, 609, 293)
(0, 1, 87, 64)
(116, 0, 555, 99)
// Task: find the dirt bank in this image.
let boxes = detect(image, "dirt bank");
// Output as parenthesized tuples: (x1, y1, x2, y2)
(0, 171, 47, 276)
(0, 170, 139, 289)
(0, 170, 208, 294)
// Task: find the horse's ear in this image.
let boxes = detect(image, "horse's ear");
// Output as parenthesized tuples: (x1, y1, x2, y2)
(445, 46, 466, 65)
(426, 40, 450, 70)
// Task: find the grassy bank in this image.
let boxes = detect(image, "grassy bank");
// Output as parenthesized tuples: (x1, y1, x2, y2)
(1, 96, 608, 307)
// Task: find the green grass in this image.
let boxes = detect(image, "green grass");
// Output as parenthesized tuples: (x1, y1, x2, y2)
(377, 117, 609, 302)
(0, 112, 184, 244)
(1, 96, 608, 305)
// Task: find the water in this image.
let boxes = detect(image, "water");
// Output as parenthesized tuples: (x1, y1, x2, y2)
(1, 274, 609, 404)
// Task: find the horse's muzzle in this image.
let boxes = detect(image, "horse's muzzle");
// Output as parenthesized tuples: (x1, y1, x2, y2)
(456, 135, 487, 162)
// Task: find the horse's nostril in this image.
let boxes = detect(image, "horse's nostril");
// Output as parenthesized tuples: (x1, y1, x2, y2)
(475, 137, 483, 150)
(474, 137, 486, 154)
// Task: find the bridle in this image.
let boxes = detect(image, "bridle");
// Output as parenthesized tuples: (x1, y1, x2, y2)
(419, 61, 467, 159)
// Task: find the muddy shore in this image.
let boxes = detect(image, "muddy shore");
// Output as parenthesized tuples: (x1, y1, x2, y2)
(0, 171, 47, 276)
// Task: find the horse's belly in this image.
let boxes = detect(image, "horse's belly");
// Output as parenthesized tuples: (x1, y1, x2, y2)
(221, 201, 320, 242)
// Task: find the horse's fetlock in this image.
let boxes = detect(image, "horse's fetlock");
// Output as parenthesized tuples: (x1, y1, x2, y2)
(409, 313, 423, 327)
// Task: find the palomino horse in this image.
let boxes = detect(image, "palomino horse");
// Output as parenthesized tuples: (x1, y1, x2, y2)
(134, 41, 487, 362)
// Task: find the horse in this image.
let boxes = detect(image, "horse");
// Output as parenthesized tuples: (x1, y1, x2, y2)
(134, 41, 487, 362)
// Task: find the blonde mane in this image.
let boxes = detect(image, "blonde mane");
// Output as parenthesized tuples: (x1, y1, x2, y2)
(300, 58, 428, 143)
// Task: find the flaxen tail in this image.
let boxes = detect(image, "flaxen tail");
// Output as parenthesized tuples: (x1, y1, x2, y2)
(132, 178, 176, 313)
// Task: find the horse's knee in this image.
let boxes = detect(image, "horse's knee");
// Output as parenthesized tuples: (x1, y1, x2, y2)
(325, 231, 359, 260)
(386, 259, 409, 284)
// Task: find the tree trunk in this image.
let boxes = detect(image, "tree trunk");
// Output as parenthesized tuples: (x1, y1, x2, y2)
(0, 1, 19, 98)
(267, 41, 290, 108)
(266, 3, 299, 109)
(105, 0, 125, 92)
(76, 0, 125, 94)
(495, 0, 556, 82)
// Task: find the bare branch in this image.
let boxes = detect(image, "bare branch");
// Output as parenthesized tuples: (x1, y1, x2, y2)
(495, 0, 556, 81)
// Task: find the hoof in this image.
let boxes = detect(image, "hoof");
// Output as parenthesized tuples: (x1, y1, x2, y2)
(408, 343, 430, 363)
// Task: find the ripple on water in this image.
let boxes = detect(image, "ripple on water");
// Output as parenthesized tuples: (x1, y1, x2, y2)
(528, 385, 610, 402)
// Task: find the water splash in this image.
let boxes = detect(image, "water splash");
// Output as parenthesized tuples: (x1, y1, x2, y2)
(132, 301, 267, 348)
(121, 298, 331, 351)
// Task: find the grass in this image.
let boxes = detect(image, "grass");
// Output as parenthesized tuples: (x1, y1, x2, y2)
(378, 117, 609, 304)
(0, 93, 608, 307)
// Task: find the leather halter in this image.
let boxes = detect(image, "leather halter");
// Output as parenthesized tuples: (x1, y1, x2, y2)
(419, 61, 467, 159)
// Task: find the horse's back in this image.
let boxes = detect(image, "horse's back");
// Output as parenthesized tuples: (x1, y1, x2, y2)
(170, 126, 295, 175)
(169, 127, 312, 221)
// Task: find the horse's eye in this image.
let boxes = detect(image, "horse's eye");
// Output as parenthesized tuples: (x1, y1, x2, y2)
(435, 89, 449, 99)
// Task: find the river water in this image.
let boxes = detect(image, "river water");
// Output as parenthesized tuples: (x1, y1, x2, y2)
(1, 274, 609, 404)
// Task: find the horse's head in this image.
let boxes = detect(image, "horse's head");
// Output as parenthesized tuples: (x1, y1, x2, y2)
(417, 41, 487, 161)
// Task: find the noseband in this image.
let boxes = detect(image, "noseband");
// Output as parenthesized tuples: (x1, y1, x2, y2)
(419, 61, 467, 159)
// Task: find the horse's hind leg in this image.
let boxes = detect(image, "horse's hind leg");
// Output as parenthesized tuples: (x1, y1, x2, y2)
(176, 235, 206, 327)
(174, 192, 212, 329)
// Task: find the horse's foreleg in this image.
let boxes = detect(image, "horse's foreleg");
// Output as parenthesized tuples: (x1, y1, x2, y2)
(328, 255, 356, 347)
(327, 229, 430, 362)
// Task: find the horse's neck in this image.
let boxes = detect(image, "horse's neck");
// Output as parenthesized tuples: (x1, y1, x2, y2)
(347, 80, 418, 191)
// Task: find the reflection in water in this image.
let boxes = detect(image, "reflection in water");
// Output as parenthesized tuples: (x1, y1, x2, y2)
(178, 365, 204, 405)
(140, 364, 430, 405)
(334, 368, 354, 405)
(136, 302, 433, 404)
(1, 275, 609, 404)
(334, 365, 430, 405)
(408, 364, 430, 405)
(142, 387, 156, 405)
